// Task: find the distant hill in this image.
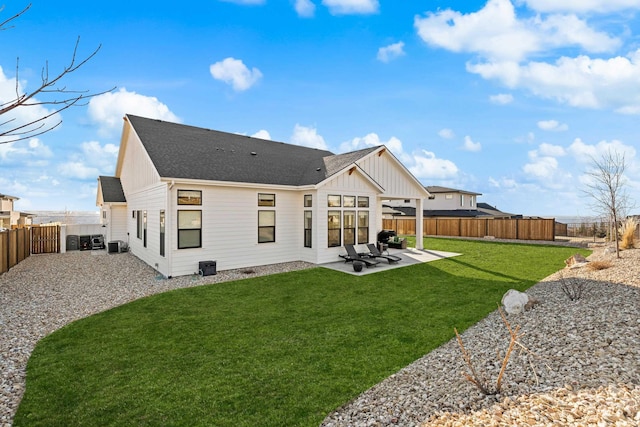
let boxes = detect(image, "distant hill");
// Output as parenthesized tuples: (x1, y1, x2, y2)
(31, 211, 100, 225)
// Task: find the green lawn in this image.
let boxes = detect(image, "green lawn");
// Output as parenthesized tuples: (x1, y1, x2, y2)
(14, 238, 590, 427)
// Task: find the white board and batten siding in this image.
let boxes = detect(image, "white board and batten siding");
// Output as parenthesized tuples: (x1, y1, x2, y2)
(118, 126, 161, 197)
(167, 185, 311, 277)
(357, 150, 427, 199)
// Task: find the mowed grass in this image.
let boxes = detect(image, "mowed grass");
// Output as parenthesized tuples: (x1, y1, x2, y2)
(14, 238, 590, 427)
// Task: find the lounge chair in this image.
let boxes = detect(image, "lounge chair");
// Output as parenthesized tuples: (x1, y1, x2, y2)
(340, 244, 380, 267)
(366, 243, 401, 264)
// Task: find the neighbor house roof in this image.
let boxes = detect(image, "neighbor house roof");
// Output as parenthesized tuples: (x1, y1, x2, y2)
(0, 193, 19, 200)
(126, 115, 378, 187)
(425, 186, 482, 196)
(98, 176, 126, 203)
(389, 206, 492, 218)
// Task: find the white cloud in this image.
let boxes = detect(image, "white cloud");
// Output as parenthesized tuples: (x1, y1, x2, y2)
(414, 0, 639, 112)
(523, 0, 640, 13)
(415, 0, 619, 62)
(0, 138, 52, 162)
(568, 137, 637, 164)
(537, 119, 568, 131)
(322, 0, 379, 15)
(438, 128, 455, 139)
(468, 51, 640, 112)
(489, 176, 518, 189)
(377, 42, 405, 63)
(523, 149, 570, 187)
(462, 135, 482, 152)
(57, 162, 100, 180)
(88, 88, 179, 136)
(251, 130, 271, 140)
(538, 142, 566, 157)
(339, 132, 398, 151)
(290, 124, 328, 150)
(295, 0, 316, 17)
(489, 93, 514, 105)
(409, 150, 459, 179)
(209, 57, 263, 91)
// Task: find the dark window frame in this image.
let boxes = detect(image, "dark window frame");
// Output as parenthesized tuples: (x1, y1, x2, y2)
(258, 210, 276, 243)
(258, 193, 276, 207)
(304, 210, 312, 248)
(178, 190, 202, 206)
(177, 210, 202, 249)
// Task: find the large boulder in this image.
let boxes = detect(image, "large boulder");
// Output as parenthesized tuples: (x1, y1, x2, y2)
(502, 289, 535, 315)
(564, 253, 588, 268)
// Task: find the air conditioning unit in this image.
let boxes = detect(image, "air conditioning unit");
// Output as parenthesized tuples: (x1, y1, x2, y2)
(107, 240, 128, 253)
(198, 260, 217, 276)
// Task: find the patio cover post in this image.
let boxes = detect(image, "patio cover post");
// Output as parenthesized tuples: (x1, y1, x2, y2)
(415, 198, 424, 249)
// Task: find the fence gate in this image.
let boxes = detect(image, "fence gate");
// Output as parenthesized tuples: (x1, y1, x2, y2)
(31, 225, 61, 254)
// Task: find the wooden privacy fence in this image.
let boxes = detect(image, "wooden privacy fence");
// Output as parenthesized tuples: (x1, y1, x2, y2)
(382, 218, 557, 241)
(31, 225, 61, 254)
(0, 228, 31, 275)
(1, 225, 60, 274)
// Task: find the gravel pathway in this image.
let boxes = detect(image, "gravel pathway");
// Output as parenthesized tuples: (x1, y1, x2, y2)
(0, 251, 314, 427)
(2, 245, 639, 426)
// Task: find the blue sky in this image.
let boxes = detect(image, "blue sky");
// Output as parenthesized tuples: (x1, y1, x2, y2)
(1, 0, 639, 217)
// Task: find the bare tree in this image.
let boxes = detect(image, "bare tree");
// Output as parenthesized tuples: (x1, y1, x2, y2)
(0, 3, 114, 144)
(583, 150, 631, 258)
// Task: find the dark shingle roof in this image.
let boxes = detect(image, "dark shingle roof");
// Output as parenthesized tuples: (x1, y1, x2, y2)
(127, 115, 373, 186)
(426, 186, 482, 196)
(98, 176, 126, 203)
(385, 206, 490, 218)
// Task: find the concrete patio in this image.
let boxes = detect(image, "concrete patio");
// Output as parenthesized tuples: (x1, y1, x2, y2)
(321, 247, 461, 275)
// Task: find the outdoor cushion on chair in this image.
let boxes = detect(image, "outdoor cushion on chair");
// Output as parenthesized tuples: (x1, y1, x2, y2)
(366, 244, 401, 264)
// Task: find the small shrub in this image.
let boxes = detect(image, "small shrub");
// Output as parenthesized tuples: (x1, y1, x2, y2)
(455, 308, 526, 395)
(558, 271, 586, 301)
(619, 217, 638, 249)
(587, 260, 612, 271)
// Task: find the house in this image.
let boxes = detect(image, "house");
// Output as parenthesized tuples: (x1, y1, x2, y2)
(0, 193, 34, 229)
(384, 186, 518, 219)
(97, 115, 429, 277)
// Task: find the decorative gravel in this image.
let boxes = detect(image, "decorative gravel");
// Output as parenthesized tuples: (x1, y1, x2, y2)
(2, 245, 639, 427)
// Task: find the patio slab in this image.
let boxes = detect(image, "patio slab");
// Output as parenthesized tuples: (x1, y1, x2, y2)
(321, 247, 461, 275)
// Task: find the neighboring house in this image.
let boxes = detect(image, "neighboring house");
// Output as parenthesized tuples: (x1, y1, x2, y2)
(97, 115, 429, 278)
(384, 186, 519, 219)
(0, 193, 34, 229)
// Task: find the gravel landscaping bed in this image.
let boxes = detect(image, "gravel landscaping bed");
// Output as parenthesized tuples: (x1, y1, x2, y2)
(0, 250, 314, 427)
(322, 246, 640, 426)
